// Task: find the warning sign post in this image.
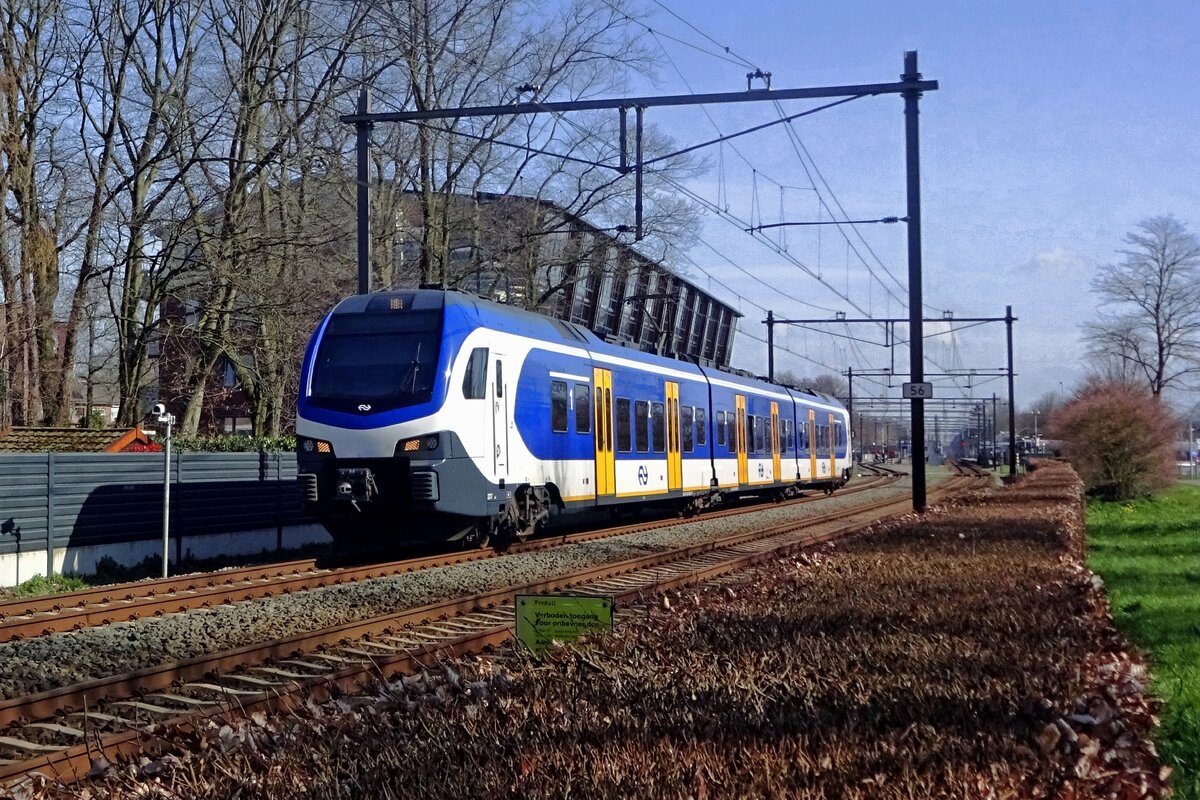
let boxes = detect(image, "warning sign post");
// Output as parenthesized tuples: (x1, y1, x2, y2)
(515, 594, 613, 655)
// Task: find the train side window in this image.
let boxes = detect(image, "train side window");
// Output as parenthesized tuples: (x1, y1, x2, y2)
(681, 406, 694, 452)
(616, 399, 632, 452)
(747, 416, 756, 453)
(651, 401, 665, 452)
(494, 360, 504, 398)
(755, 417, 766, 453)
(635, 400, 649, 452)
(695, 408, 706, 447)
(575, 384, 591, 434)
(716, 411, 726, 447)
(461, 347, 488, 399)
(551, 381, 568, 433)
(728, 414, 736, 454)
(781, 419, 789, 453)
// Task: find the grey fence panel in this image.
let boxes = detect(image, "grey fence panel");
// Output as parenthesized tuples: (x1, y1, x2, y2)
(0, 455, 50, 554)
(52, 454, 170, 547)
(0, 451, 316, 558)
(176, 453, 289, 536)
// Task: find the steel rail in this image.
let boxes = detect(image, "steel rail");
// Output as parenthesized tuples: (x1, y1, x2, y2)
(0, 474, 979, 785)
(0, 475, 979, 784)
(0, 475, 893, 642)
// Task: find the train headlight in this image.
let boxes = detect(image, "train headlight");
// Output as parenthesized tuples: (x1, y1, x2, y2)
(425, 435, 439, 451)
(302, 439, 314, 452)
(300, 438, 333, 455)
(401, 438, 421, 452)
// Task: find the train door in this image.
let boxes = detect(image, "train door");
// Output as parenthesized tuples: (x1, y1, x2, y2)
(828, 413, 837, 477)
(770, 402, 781, 482)
(808, 408, 817, 481)
(665, 382, 682, 491)
(735, 394, 748, 485)
(492, 355, 509, 477)
(593, 368, 615, 498)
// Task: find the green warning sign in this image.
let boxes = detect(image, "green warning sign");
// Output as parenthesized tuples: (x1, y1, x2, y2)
(515, 594, 613, 655)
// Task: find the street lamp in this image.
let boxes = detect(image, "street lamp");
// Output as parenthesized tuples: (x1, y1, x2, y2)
(148, 403, 176, 578)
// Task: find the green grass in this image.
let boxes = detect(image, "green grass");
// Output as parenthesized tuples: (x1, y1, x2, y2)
(7, 572, 91, 598)
(1088, 484, 1200, 798)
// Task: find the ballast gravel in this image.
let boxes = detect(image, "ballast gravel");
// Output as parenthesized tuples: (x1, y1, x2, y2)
(0, 469, 941, 699)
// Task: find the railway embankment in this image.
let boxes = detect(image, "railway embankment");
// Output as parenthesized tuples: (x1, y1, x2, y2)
(16, 462, 1167, 799)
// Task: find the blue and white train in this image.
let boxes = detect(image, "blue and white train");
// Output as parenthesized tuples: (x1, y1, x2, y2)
(296, 289, 852, 546)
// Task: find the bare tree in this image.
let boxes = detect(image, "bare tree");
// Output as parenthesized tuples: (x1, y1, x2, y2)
(0, 0, 71, 425)
(1084, 215, 1200, 397)
(366, 0, 693, 293)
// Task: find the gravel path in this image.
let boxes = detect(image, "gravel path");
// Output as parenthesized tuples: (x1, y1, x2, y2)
(0, 469, 945, 699)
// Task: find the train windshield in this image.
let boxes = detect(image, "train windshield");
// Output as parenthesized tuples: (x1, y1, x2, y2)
(308, 309, 443, 413)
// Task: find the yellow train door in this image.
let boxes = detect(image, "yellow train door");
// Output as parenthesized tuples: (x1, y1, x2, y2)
(593, 368, 615, 498)
(665, 381, 682, 491)
(770, 402, 781, 482)
(828, 413, 837, 478)
(808, 408, 818, 480)
(735, 394, 748, 485)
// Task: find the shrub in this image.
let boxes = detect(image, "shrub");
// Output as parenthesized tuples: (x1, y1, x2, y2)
(1050, 379, 1176, 500)
(172, 434, 296, 453)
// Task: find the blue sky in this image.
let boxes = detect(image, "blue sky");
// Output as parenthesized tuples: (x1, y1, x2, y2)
(617, 0, 1199, 413)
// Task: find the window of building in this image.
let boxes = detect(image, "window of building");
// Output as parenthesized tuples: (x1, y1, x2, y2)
(695, 408, 706, 447)
(681, 406, 694, 452)
(551, 381, 568, 432)
(635, 400, 649, 452)
(222, 416, 252, 434)
(461, 348, 489, 399)
(574, 384, 591, 433)
(651, 401, 665, 452)
(616, 398, 632, 452)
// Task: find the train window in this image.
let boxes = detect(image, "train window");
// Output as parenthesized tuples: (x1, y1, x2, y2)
(728, 414, 736, 454)
(575, 384, 591, 434)
(616, 399, 632, 452)
(695, 408, 706, 447)
(716, 411, 726, 447)
(494, 360, 504, 398)
(781, 419, 789, 453)
(681, 406, 694, 452)
(651, 402, 665, 452)
(551, 381, 568, 433)
(461, 348, 488, 399)
(635, 400, 649, 452)
(755, 417, 766, 453)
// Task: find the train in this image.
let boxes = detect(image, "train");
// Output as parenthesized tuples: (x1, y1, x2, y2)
(295, 289, 853, 546)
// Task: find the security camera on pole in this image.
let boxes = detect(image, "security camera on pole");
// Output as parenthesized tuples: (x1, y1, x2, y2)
(147, 403, 175, 577)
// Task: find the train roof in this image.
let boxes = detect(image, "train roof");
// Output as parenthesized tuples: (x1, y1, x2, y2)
(332, 289, 844, 410)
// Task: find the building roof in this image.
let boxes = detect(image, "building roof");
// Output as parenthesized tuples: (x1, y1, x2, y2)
(0, 427, 155, 453)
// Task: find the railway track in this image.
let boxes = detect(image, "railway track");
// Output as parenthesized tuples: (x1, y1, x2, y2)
(0, 474, 896, 643)
(0, 470, 981, 786)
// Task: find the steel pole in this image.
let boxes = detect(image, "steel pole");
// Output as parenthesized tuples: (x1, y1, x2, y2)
(903, 50, 927, 511)
(355, 87, 372, 295)
(1006, 305, 1017, 476)
(162, 416, 172, 578)
(767, 310, 775, 381)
